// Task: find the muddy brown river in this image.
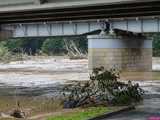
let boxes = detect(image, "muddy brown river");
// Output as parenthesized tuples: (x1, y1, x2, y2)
(1, 57, 160, 120)
(0, 57, 89, 97)
(0, 57, 160, 97)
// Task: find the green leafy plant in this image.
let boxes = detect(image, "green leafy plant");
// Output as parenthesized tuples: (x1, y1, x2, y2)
(0, 45, 11, 62)
(153, 33, 160, 57)
(41, 38, 66, 55)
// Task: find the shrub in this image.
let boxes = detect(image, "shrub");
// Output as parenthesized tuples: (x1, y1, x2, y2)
(0, 45, 11, 62)
(2, 38, 44, 55)
(153, 34, 160, 57)
(0, 41, 29, 62)
(62, 67, 144, 108)
(41, 38, 66, 55)
(4, 39, 26, 52)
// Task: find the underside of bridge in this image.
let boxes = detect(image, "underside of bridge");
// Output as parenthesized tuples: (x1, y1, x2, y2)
(0, 0, 159, 24)
(0, 0, 155, 80)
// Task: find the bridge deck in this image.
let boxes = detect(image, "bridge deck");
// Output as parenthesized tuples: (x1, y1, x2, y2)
(0, 0, 159, 24)
(3, 18, 160, 37)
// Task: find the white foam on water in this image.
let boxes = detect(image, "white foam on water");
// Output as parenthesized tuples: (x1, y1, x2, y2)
(0, 58, 89, 88)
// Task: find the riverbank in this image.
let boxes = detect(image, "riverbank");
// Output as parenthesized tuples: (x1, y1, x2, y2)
(0, 56, 89, 119)
(0, 56, 160, 120)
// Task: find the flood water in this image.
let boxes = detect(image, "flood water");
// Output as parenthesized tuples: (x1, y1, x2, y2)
(0, 57, 89, 97)
(0, 57, 160, 119)
(0, 57, 160, 97)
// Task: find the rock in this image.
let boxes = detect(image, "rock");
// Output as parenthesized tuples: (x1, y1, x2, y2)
(63, 100, 78, 108)
(10, 109, 25, 118)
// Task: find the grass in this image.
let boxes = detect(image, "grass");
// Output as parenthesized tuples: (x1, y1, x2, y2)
(47, 107, 111, 120)
(0, 96, 63, 119)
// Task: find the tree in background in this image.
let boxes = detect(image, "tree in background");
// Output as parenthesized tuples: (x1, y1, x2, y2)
(153, 33, 160, 57)
(0, 38, 44, 55)
(64, 36, 88, 58)
(41, 37, 66, 55)
(0, 44, 11, 62)
(0, 36, 88, 56)
(72, 36, 88, 54)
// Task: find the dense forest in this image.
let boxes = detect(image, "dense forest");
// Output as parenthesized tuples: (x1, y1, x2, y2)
(0, 36, 88, 61)
(153, 34, 160, 57)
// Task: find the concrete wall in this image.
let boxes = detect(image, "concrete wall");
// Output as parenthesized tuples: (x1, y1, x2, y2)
(0, 0, 36, 6)
(88, 35, 152, 80)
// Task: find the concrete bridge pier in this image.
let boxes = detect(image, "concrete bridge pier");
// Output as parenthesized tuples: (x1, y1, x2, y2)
(88, 34, 152, 80)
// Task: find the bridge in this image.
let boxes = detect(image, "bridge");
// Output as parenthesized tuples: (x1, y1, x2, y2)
(1, 0, 160, 37)
(2, 18, 160, 37)
(0, 0, 158, 80)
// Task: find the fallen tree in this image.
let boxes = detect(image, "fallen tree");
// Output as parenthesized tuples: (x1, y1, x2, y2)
(63, 38, 87, 59)
(62, 67, 144, 108)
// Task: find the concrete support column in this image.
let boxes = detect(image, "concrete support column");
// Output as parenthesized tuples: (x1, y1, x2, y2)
(88, 35, 152, 80)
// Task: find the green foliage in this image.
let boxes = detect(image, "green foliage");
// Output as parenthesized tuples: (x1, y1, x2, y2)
(2, 39, 26, 52)
(0, 44, 11, 62)
(153, 34, 160, 57)
(63, 67, 144, 107)
(41, 38, 66, 55)
(48, 107, 110, 120)
(0, 36, 88, 56)
(0, 39, 35, 62)
(1, 38, 44, 55)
